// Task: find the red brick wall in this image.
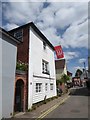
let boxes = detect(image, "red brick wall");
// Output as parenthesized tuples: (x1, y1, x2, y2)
(60, 83, 66, 92)
(58, 83, 66, 93)
(10, 26, 29, 63)
(10, 26, 29, 112)
(17, 26, 29, 63)
(14, 72, 28, 112)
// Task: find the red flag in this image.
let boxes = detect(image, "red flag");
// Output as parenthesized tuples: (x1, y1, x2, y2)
(54, 45, 64, 59)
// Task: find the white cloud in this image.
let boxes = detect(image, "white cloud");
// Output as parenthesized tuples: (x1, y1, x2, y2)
(41, 27, 63, 46)
(74, 66, 83, 71)
(37, 2, 88, 48)
(3, 0, 46, 2)
(3, 23, 19, 30)
(2, 2, 44, 24)
(2, 1, 88, 76)
(64, 51, 79, 61)
(74, 65, 88, 71)
(2, 2, 88, 49)
(36, 6, 55, 28)
(5, 0, 90, 2)
(62, 19, 88, 48)
(79, 58, 86, 64)
(47, 0, 89, 2)
(54, 7, 76, 29)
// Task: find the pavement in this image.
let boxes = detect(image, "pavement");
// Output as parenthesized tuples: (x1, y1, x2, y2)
(14, 92, 70, 119)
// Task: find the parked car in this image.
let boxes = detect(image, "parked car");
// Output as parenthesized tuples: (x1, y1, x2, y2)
(57, 88, 62, 96)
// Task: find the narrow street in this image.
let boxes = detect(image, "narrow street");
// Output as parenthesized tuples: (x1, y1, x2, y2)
(44, 87, 89, 118)
(4, 87, 89, 120)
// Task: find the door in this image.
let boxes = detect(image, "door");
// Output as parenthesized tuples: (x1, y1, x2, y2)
(15, 80, 24, 112)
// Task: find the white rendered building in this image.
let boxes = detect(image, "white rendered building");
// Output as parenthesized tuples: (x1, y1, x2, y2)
(0, 28, 19, 119)
(9, 22, 57, 111)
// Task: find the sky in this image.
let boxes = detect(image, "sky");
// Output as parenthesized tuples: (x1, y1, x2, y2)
(1, 0, 89, 76)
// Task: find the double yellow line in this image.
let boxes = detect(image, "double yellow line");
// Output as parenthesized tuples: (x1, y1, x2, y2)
(36, 96, 70, 120)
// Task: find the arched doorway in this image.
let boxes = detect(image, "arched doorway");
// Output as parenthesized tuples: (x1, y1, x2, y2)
(15, 80, 24, 112)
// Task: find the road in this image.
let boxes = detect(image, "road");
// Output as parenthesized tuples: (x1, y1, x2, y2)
(44, 87, 89, 118)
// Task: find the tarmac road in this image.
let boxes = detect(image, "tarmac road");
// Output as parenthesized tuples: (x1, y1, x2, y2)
(44, 87, 89, 119)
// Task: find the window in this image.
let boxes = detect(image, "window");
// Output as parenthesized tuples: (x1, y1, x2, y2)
(43, 41, 46, 50)
(45, 83, 48, 91)
(42, 60, 49, 74)
(50, 83, 53, 90)
(36, 83, 42, 93)
(14, 29, 23, 41)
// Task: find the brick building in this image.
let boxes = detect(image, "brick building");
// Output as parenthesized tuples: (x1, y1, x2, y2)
(55, 59, 67, 80)
(55, 59, 67, 92)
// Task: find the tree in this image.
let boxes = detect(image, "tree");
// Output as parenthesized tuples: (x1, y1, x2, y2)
(60, 74, 70, 83)
(75, 69, 82, 77)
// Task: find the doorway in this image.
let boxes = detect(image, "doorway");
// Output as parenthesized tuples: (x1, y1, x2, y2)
(15, 80, 24, 112)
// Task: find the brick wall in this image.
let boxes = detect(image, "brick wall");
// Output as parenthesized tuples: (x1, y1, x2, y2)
(10, 26, 29, 112)
(14, 71, 28, 112)
(10, 26, 29, 63)
(17, 26, 29, 63)
(58, 83, 66, 93)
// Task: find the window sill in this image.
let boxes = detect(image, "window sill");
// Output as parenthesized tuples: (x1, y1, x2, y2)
(42, 71, 50, 75)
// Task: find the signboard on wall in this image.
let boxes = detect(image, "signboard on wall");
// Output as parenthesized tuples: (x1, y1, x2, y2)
(54, 45, 64, 59)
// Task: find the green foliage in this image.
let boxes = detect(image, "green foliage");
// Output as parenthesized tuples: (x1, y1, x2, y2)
(56, 79, 62, 86)
(56, 80, 59, 85)
(60, 74, 70, 83)
(75, 69, 82, 77)
(16, 60, 28, 71)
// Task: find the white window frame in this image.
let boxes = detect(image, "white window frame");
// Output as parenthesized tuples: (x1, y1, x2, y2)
(36, 83, 42, 93)
(43, 41, 46, 50)
(14, 29, 23, 41)
(45, 83, 48, 91)
(42, 60, 49, 74)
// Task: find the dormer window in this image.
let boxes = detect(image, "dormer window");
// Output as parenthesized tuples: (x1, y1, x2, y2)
(14, 29, 23, 42)
(43, 41, 46, 50)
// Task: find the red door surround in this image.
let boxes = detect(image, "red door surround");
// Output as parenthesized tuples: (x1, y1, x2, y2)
(14, 72, 28, 112)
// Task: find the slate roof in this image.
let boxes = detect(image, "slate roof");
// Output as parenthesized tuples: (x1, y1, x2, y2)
(0, 27, 20, 44)
(67, 71, 72, 76)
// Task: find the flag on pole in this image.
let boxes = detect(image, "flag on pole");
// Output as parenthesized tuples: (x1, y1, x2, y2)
(54, 45, 64, 59)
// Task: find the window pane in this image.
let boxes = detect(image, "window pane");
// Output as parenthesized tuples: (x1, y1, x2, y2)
(14, 30, 23, 41)
(36, 83, 42, 93)
(45, 83, 48, 91)
(42, 60, 49, 74)
(43, 41, 46, 50)
(50, 83, 53, 90)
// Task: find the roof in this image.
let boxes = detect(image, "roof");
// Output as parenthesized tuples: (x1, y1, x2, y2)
(80, 69, 88, 79)
(72, 77, 80, 79)
(67, 71, 72, 76)
(0, 27, 20, 44)
(55, 59, 65, 69)
(9, 22, 54, 50)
